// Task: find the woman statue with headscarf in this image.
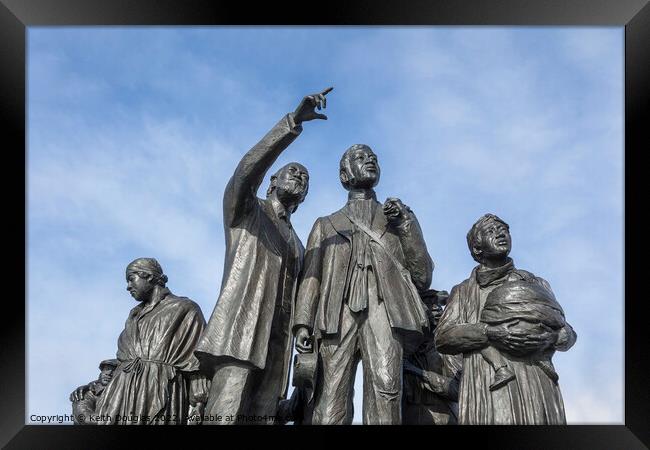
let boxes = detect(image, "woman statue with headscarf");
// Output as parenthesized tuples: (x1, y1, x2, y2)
(94, 258, 209, 425)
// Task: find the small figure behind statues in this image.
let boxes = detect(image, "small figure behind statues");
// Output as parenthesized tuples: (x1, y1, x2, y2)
(402, 290, 461, 425)
(69, 359, 119, 424)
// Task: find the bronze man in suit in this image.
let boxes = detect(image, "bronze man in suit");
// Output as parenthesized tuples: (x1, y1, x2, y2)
(293, 144, 434, 424)
(195, 88, 332, 424)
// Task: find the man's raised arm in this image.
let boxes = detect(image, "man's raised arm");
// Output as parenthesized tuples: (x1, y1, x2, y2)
(383, 198, 434, 292)
(223, 87, 333, 227)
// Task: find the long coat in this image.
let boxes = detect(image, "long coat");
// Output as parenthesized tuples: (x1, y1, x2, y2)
(434, 267, 577, 424)
(293, 201, 433, 338)
(94, 287, 208, 425)
(195, 114, 304, 397)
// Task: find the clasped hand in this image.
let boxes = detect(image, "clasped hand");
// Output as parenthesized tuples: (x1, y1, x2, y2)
(486, 320, 558, 354)
(383, 198, 411, 225)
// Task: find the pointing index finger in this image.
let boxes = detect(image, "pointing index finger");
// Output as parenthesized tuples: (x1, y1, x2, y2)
(321, 86, 334, 96)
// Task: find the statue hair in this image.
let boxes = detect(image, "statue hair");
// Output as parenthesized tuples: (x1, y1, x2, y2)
(339, 144, 373, 190)
(126, 257, 168, 287)
(466, 214, 509, 263)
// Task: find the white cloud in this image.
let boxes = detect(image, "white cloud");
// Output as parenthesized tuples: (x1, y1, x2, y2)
(27, 27, 624, 424)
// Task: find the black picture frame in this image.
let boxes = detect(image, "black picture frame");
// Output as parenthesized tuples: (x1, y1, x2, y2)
(2, 0, 647, 448)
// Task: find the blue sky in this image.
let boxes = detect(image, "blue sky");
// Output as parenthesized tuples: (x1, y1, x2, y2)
(27, 27, 623, 424)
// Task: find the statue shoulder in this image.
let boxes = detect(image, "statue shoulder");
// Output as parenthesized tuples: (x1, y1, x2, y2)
(513, 268, 537, 279)
(165, 294, 203, 314)
(444, 277, 473, 307)
(323, 206, 351, 230)
(324, 206, 344, 220)
(452, 275, 474, 293)
(512, 269, 554, 291)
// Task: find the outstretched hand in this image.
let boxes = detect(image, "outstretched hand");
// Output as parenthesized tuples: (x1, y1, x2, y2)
(292, 87, 333, 124)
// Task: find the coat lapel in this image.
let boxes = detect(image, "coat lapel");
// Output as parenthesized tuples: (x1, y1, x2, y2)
(329, 202, 388, 241)
(370, 201, 388, 238)
(260, 199, 289, 255)
(328, 207, 354, 241)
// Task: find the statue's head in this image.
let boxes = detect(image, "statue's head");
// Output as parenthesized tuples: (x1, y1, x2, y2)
(266, 162, 309, 213)
(466, 213, 511, 264)
(420, 290, 444, 330)
(125, 257, 168, 302)
(339, 144, 380, 191)
(98, 359, 119, 386)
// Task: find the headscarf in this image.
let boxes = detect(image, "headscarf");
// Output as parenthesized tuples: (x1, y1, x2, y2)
(125, 257, 168, 286)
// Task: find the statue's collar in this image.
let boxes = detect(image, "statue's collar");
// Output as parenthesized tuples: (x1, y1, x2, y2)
(476, 258, 515, 287)
(136, 286, 171, 317)
(347, 189, 377, 202)
(269, 195, 291, 224)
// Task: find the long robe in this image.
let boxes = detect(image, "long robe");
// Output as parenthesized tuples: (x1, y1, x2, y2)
(95, 287, 209, 425)
(434, 266, 577, 424)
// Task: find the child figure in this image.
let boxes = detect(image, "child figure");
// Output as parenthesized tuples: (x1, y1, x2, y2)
(479, 346, 516, 391)
(480, 280, 565, 391)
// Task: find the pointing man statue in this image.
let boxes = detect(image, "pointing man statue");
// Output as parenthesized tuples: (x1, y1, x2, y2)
(195, 87, 333, 424)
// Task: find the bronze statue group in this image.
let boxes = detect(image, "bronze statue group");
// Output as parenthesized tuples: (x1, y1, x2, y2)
(70, 88, 576, 425)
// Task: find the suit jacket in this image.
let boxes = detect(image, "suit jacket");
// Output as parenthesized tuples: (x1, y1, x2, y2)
(293, 199, 433, 337)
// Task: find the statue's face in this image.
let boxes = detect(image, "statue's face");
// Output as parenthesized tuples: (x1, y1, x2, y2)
(343, 147, 380, 189)
(477, 220, 511, 260)
(126, 271, 154, 302)
(99, 366, 115, 386)
(273, 163, 309, 205)
(429, 304, 444, 328)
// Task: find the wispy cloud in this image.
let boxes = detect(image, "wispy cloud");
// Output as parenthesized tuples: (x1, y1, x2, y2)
(28, 27, 623, 424)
